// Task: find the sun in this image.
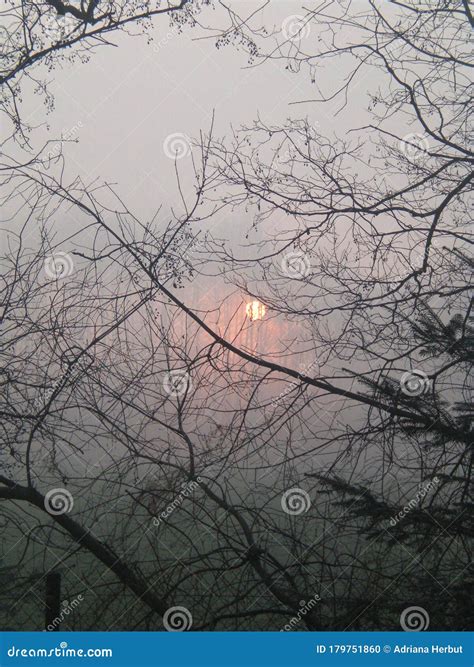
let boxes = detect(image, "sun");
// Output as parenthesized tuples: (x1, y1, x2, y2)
(246, 301, 266, 321)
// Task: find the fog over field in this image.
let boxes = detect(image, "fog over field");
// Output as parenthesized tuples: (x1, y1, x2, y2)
(0, 0, 472, 634)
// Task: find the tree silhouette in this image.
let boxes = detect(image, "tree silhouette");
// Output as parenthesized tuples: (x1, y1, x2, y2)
(0, 0, 472, 631)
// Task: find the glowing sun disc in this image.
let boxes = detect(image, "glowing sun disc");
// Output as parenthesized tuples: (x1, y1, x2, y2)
(246, 301, 266, 321)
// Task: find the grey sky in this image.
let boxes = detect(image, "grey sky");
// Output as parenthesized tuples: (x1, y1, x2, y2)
(21, 1, 351, 224)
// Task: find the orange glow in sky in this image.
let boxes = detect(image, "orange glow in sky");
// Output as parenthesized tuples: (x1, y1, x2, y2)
(246, 301, 266, 321)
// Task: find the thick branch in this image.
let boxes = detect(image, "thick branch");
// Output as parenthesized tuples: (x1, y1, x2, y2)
(0, 476, 169, 617)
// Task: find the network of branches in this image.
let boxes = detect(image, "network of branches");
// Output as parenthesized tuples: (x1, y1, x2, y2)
(0, 0, 472, 631)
